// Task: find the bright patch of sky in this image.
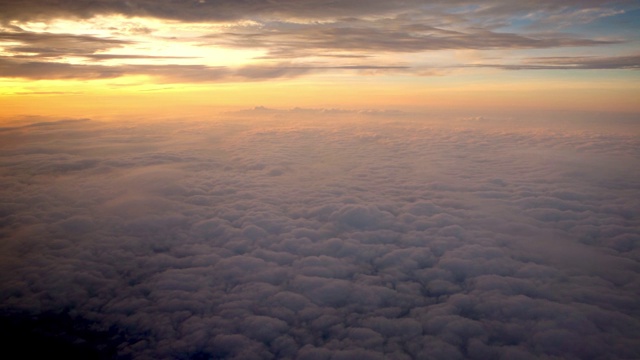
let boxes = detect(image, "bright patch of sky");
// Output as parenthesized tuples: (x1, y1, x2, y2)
(6, 16, 266, 66)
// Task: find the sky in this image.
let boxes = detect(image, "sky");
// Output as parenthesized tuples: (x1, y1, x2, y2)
(1, 2, 640, 360)
(0, 0, 639, 119)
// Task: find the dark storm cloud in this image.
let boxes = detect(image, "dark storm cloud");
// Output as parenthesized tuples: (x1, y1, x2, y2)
(1, 113, 639, 359)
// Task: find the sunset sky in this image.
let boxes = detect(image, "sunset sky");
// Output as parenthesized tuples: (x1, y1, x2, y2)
(2, 2, 640, 359)
(1, 0, 639, 120)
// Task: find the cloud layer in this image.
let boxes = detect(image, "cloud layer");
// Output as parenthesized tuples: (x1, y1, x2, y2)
(0, 1, 638, 82)
(0, 1, 636, 23)
(1, 112, 639, 359)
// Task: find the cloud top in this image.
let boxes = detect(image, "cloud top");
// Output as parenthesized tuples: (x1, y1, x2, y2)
(1, 113, 639, 359)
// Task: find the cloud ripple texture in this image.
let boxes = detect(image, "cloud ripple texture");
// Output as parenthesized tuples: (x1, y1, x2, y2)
(0, 113, 639, 359)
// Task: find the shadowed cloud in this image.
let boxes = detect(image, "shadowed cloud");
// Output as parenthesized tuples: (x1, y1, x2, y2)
(0, 113, 638, 359)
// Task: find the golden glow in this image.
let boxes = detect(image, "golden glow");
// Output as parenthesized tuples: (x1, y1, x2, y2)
(2, 72, 639, 124)
(1, 12, 639, 123)
(7, 16, 265, 66)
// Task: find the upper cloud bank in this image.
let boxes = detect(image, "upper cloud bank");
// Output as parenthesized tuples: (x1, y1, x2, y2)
(0, 112, 639, 359)
(0, 0, 635, 23)
(0, 1, 638, 82)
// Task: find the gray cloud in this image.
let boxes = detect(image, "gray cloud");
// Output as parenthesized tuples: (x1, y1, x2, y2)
(0, 57, 407, 81)
(1, 112, 639, 359)
(0, 0, 636, 23)
(1, 1, 635, 81)
(471, 54, 640, 70)
(9, 47, 636, 83)
(0, 0, 413, 22)
(0, 57, 126, 79)
(202, 20, 618, 58)
(0, 29, 196, 65)
(0, 30, 131, 58)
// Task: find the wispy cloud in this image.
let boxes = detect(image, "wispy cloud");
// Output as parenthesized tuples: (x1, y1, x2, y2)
(0, 30, 130, 57)
(0, 1, 637, 82)
(202, 19, 618, 58)
(0, 57, 408, 81)
(0, 1, 636, 23)
(471, 55, 640, 70)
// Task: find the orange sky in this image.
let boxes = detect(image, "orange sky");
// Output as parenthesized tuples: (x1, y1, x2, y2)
(2, 74, 638, 122)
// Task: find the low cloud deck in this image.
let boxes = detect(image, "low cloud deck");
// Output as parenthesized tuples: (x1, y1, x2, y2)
(0, 114, 639, 359)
